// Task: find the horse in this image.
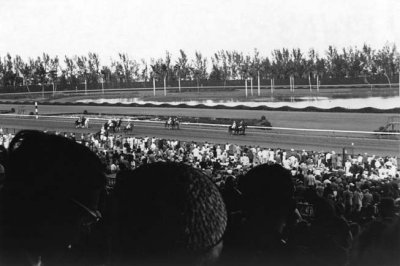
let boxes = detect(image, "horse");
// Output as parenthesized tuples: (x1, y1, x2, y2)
(165, 118, 180, 130)
(103, 118, 125, 133)
(237, 124, 246, 135)
(75, 116, 87, 128)
(228, 125, 238, 135)
(165, 117, 172, 129)
(75, 119, 82, 128)
(116, 118, 123, 131)
(83, 118, 89, 128)
(104, 119, 117, 133)
(173, 118, 180, 130)
(123, 122, 134, 134)
(228, 122, 246, 135)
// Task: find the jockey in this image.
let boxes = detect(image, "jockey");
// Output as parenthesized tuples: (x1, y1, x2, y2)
(239, 120, 244, 128)
(232, 121, 236, 129)
(126, 122, 132, 129)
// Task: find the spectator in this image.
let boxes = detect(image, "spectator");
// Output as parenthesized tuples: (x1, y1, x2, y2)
(350, 197, 400, 266)
(343, 185, 354, 218)
(0, 130, 106, 265)
(362, 189, 373, 207)
(222, 164, 295, 265)
(353, 188, 364, 213)
(111, 162, 227, 265)
(303, 197, 353, 266)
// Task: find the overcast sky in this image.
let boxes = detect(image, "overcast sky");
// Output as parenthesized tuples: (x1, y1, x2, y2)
(0, 0, 399, 63)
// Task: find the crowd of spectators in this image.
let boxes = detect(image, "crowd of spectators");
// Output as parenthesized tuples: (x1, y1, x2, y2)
(0, 129, 398, 265)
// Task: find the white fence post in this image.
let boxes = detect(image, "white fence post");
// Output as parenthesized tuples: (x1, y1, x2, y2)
(153, 77, 156, 96)
(245, 79, 248, 98)
(163, 76, 166, 96)
(271, 78, 274, 94)
(292, 76, 295, 92)
(250, 77, 253, 96)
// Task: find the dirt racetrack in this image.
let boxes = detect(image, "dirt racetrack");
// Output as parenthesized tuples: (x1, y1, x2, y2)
(0, 103, 398, 157)
(0, 103, 398, 132)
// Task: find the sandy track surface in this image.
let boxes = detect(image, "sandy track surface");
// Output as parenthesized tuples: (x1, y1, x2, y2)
(0, 113, 398, 156)
(0, 103, 397, 132)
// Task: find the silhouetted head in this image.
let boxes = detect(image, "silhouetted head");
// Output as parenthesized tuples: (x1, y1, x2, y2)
(0, 130, 106, 265)
(232, 164, 295, 263)
(112, 161, 227, 265)
(379, 197, 396, 218)
(238, 163, 295, 227)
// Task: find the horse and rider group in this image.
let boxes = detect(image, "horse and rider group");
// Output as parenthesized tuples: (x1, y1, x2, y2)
(102, 118, 133, 134)
(165, 117, 180, 130)
(74, 116, 246, 136)
(228, 120, 247, 135)
(103, 118, 122, 133)
(75, 116, 89, 128)
(75, 116, 134, 135)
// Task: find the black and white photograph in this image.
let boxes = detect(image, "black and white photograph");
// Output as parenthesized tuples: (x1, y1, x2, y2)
(0, 0, 399, 265)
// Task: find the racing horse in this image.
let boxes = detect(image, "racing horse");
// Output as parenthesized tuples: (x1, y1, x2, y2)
(123, 121, 134, 134)
(104, 118, 122, 133)
(228, 121, 246, 135)
(75, 116, 89, 128)
(165, 117, 180, 130)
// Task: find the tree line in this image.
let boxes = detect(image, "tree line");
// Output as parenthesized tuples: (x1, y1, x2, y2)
(0, 43, 399, 89)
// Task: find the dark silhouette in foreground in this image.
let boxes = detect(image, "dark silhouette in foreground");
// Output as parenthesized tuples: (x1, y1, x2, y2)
(0, 130, 106, 266)
(111, 162, 227, 266)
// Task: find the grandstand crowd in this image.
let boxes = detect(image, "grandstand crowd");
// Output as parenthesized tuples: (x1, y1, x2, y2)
(0, 129, 399, 266)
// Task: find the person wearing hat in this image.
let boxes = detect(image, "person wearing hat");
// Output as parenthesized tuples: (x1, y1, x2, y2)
(111, 162, 227, 265)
